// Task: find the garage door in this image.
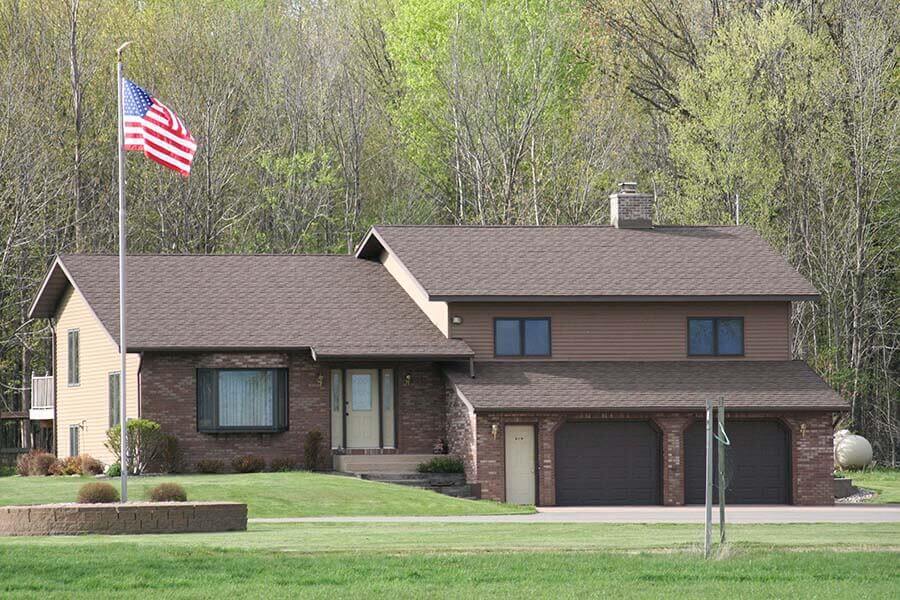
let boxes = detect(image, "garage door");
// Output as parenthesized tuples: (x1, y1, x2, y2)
(684, 420, 790, 504)
(555, 421, 661, 505)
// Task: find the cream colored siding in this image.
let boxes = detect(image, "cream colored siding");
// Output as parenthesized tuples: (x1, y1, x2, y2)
(55, 286, 139, 464)
(449, 301, 791, 361)
(380, 249, 449, 335)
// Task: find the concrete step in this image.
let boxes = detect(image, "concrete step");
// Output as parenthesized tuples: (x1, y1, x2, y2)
(334, 454, 435, 475)
(359, 473, 426, 481)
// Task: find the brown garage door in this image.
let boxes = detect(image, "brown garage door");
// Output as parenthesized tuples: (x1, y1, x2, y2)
(555, 421, 661, 506)
(684, 420, 790, 504)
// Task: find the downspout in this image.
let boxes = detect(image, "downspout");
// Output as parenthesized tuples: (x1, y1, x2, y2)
(50, 318, 58, 457)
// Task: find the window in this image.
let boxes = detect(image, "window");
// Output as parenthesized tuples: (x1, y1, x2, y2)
(109, 372, 121, 427)
(69, 425, 80, 457)
(67, 330, 80, 386)
(494, 318, 551, 356)
(197, 368, 288, 432)
(688, 318, 744, 356)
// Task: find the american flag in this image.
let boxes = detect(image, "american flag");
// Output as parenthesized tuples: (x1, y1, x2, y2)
(123, 79, 196, 176)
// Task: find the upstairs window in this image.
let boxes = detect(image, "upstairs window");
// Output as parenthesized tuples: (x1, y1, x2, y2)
(67, 329, 80, 386)
(197, 368, 288, 433)
(688, 318, 744, 356)
(494, 318, 551, 357)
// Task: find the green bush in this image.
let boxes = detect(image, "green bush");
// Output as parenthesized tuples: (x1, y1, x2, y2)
(148, 483, 187, 502)
(0, 465, 14, 477)
(270, 457, 296, 472)
(16, 450, 57, 476)
(77, 482, 120, 503)
(304, 430, 326, 471)
(195, 459, 224, 474)
(105, 419, 164, 475)
(417, 456, 465, 474)
(106, 462, 121, 477)
(232, 455, 266, 473)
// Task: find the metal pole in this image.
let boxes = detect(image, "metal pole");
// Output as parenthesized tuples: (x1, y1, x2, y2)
(704, 396, 713, 558)
(718, 396, 726, 544)
(116, 41, 132, 502)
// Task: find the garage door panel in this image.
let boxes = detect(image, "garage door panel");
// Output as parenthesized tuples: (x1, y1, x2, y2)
(555, 421, 661, 506)
(684, 420, 789, 505)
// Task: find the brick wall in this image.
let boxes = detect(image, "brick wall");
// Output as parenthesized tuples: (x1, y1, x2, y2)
(467, 410, 834, 506)
(140, 352, 447, 469)
(141, 351, 330, 469)
(395, 363, 446, 453)
(445, 387, 477, 482)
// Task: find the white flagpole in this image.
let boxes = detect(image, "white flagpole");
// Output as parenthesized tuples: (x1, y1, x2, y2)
(116, 41, 132, 502)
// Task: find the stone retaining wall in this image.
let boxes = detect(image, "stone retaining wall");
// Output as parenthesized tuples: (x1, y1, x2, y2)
(0, 502, 247, 536)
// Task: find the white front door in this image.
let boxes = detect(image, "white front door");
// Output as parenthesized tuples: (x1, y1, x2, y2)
(505, 425, 536, 504)
(346, 369, 379, 448)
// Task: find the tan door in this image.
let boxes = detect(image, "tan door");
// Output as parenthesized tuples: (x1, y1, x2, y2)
(505, 425, 536, 504)
(346, 369, 379, 448)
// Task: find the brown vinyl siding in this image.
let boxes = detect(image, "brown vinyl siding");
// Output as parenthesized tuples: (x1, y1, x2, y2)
(449, 301, 790, 361)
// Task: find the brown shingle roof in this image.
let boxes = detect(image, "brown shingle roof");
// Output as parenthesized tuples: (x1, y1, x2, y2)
(445, 361, 847, 412)
(359, 225, 818, 299)
(33, 254, 472, 358)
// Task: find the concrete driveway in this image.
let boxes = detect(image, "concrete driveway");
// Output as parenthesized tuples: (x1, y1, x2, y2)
(251, 504, 900, 524)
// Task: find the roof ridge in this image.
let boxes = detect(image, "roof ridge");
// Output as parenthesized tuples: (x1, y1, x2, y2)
(373, 224, 744, 229)
(59, 253, 356, 258)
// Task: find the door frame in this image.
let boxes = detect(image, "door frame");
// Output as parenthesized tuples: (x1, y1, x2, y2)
(504, 423, 539, 505)
(334, 367, 399, 450)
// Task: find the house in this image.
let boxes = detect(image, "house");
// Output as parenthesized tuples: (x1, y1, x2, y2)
(28, 183, 846, 505)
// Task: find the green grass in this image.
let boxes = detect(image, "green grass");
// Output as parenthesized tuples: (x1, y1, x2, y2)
(1, 523, 898, 598)
(0, 471, 530, 518)
(840, 467, 900, 503)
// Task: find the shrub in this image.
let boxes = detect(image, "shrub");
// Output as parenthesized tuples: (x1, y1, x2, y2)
(0, 466, 14, 477)
(77, 482, 120, 503)
(79, 454, 104, 476)
(148, 482, 187, 502)
(270, 457, 296, 472)
(195, 459, 224, 474)
(106, 462, 121, 477)
(417, 456, 465, 474)
(105, 419, 164, 474)
(158, 434, 182, 473)
(303, 429, 326, 471)
(231, 455, 266, 473)
(16, 450, 57, 476)
(56, 456, 82, 475)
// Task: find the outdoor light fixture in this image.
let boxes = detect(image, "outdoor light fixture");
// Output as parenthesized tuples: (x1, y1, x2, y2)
(800, 423, 807, 437)
(317, 374, 324, 388)
(451, 316, 463, 325)
(491, 423, 499, 439)
(404, 373, 412, 386)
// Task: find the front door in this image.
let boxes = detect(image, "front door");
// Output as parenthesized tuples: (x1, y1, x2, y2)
(346, 369, 380, 448)
(505, 425, 536, 504)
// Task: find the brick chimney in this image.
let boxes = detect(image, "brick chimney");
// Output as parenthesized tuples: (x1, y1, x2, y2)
(609, 181, 653, 228)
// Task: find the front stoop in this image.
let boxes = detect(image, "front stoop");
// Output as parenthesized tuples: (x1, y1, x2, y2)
(334, 454, 478, 499)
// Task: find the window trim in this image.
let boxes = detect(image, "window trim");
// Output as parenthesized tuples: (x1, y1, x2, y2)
(196, 367, 289, 433)
(687, 317, 745, 357)
(67, 329, 80, 387)
(108, 371, 121, 428)
(493, 317, 552, 357)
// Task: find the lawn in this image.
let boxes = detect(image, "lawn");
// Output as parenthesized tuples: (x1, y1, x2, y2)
(841, 467, 900, 503)
(0, 471, 530, 518)
(1, 523, 898, 598)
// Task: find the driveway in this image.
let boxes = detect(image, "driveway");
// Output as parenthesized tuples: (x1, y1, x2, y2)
(251, 504, 900, 524)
